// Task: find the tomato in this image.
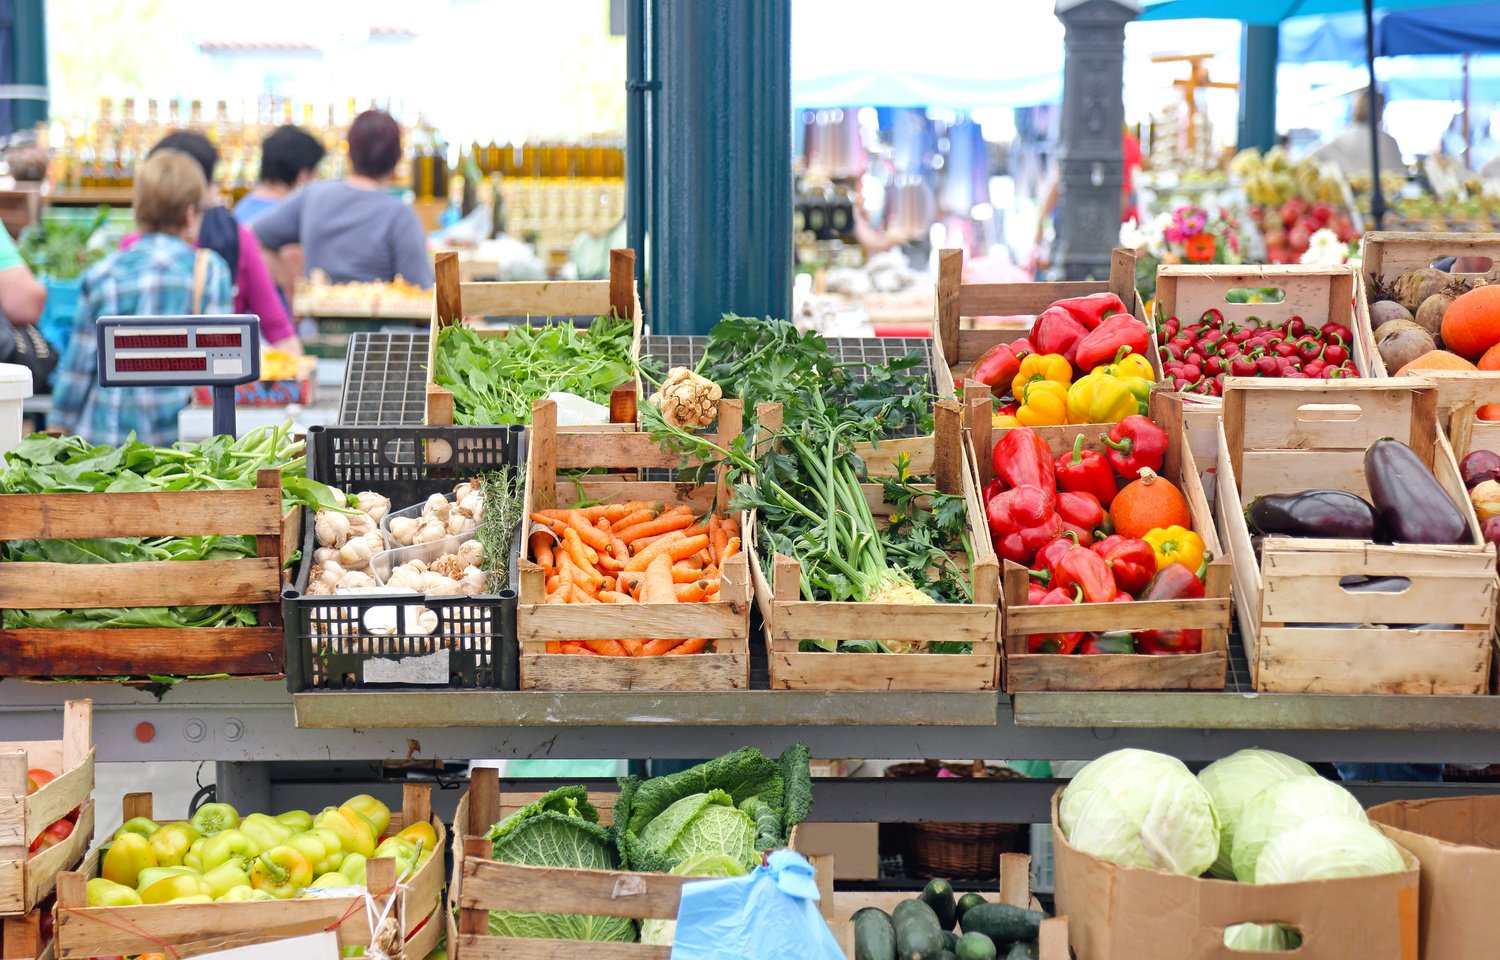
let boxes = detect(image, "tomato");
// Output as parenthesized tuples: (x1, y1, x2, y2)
(25, 768, 54, 794)
(28, 817, 74, 856)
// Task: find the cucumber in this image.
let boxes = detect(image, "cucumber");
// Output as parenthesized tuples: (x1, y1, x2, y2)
(959, 903, 1045, 946)
(942, 931, 959, 951)
(956, 932, 998, 960)
(922, 878, 958, 930)
(893, 898, 945, 960)
(955, 892, 988, 927)
(853, 907, 897, 960)
(1003, 941, 1038, 960)
(937, 952, 958, 960)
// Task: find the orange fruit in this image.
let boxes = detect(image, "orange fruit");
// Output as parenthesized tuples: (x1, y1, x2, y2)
(1395, 350, 1476, 376)
(1441, 284, 1500, 359)
(1110, 468, 1190, 539)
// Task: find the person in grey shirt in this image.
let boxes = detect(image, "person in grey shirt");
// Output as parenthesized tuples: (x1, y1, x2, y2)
(254, 109, 434, 289)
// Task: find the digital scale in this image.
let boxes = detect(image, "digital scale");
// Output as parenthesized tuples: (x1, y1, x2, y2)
(96, 314, 261, 437)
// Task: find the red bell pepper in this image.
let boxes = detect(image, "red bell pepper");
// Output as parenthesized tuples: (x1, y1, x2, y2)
(1091, 534, 1155, 595)
(1053, 543, 1117, 603)
(987, 484, 1062, 565)
(968, 338, 1033, 391)
(1051, 292, 1128, 330)
(1027, 580, 1049, 605)
(1100, 415, 1168, 478)
(1074, 317, 1151, 372)
(1030, 305, 1090, 365)
(1078, 631, 1135, 655)
(1054, 433, 1117, 507)
(981, 476, 1005, 505)
(1027, 584, 1085, 653)
(1134, 561, 1207, 653)
(1137, 628, 1203, 655)
(992, 426, 1056, 492)
(1056, 490, 1106, 546)
(1029, 532, 1077, 586)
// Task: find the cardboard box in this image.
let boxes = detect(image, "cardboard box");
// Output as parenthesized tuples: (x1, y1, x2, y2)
(1052, 793, 1420, 960)
(1369, 796, 1500, 960)
(794, 822, 880, 880)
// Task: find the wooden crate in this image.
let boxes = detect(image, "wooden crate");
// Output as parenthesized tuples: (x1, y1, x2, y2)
(1152, 264, 1378, 406)
(0, 701, 94, 920)
(1217, 379, 1497, 694)
(828, 852, 1068, 960)
(516, 397, 753, 690)
(2, 904, 54, 960)
(426, 248, 643, 429)
(749, 398, 1002, 691)
(1360, 230, 1500, 378)
(447, 769, 835, 960)
(0, 469, 297, 678)
(989, 393, 1232, 692)
(933, 246, 1144, 390)
(54, 785, 446, 960)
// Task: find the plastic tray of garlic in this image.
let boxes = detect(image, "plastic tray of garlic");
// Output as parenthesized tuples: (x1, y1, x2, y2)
(381, 481, 483, 548)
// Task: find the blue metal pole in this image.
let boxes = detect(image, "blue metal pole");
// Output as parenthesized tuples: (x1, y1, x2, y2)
(625, 0, 649, 298)
(648, 0, 792, 334)
(1238, 25, 1278, 152)
(12, 0, 45, 132)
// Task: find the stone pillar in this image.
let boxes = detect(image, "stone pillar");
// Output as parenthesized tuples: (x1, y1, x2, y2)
(1053, 0, 1138, 282)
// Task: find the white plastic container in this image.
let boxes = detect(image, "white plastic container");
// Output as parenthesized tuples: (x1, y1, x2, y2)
(0, 363, 33, 456)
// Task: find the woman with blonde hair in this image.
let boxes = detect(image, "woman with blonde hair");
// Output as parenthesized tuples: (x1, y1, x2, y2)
(51, 149, 233, 445)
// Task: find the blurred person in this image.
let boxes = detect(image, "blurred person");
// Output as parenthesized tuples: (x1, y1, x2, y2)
(254, 110, 434, 289)
(234, 125, 326, 225)
(51, 150, 232, 445)
(5, 143, 48, 185)
(119, 131, 300, 353)
(1308, 88, 1403, 175)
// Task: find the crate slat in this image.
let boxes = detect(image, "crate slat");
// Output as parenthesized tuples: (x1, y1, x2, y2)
(0, 487, 281, 540)
(0, 701, 93, 918)
(0, 627, 284, 677)
(0, 557, 280, 609)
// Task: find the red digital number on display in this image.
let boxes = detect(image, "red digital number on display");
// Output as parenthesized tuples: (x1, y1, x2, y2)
(114, 334, 189, 349)
(195, 333, 242, 348)
(114, 356, 208, 373)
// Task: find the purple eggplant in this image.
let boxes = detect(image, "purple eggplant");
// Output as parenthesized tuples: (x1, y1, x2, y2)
(1461, 450, 1500, 489)
(1246, 489, 1378, 540)
(1364, 437, 1470, 545)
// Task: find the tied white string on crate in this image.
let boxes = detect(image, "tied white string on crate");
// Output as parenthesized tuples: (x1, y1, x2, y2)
(360, 875, 409, 960)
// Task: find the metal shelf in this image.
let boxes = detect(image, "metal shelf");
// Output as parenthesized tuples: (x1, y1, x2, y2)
(338, 331, 430, 426)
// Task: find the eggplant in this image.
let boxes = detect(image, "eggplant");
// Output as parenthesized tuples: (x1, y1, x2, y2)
(1246, 489, 1378, 540)
(1365, 437, 1470, 545)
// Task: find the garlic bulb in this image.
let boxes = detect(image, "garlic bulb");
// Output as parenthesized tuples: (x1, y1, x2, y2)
(425, 574, 465, 596)
(363, 529, 387, 553)
(355, 491, 391, 523)
(424, 493, 451, 520)
(347, 511, 375, 538)
(313, 546, 338, 564)
(306, 579, 333, 596)
(388, 516, 420, 545)
(315, 511, 350, 548)
(458, 566, 487, 594)
(456, 539, 484, 569)
(314, 560, 346, 588)
(414, 520, 447, 545)
(385, 566, 427, 592)
(453, 481, 475, 502)
(446, 513, 471, 536)
(458, 492, 483, 517)
(338, 570, 377, 590)
(338, 537, 373, 569)
(414, 609, 439, 634)
(429, 553, 467, 581)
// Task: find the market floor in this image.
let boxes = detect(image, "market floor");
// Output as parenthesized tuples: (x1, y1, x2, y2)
(94, 761, 204, 833)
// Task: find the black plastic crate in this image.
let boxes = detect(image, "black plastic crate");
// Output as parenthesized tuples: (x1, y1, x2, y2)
(284, 424, 526, 692)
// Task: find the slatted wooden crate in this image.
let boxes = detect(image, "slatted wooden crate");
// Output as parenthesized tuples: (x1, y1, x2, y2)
(1360, 230, 1500, 377)
(54, 785, 445, 960)
(0, 700, 93, 923)
(0, 469, 297, 678)
(426, 248, 643, 429)
(987, 394, 1232, 692)
(1151, 264, 1378, 406)
(516, 397, 752, 690)
(1217, 379, 1496, 694)
(748, 398, 1001, 691)
(1, 904, 54, 960)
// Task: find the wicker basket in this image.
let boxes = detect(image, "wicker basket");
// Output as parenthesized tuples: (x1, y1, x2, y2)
(883, 761, 1024, 879)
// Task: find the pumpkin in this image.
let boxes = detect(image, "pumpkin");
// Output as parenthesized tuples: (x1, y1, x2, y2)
(1110, 468, 1191, 539)
(1395, 350, 1477, 376)
(1480, 405, 1500, 421)
(1440, 283, 1500, 359)
(1480, 342, 1500, 371)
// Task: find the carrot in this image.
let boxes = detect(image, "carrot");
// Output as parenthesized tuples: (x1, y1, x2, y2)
(674, 580, 711, 603)
(571, 585, 602, 603)
(711, 526, 728, 566)
(599, 590, 637, 604)
(530, 531, 556, 568)
(546, 574, 562, 593)
(693, 549, 712, 567)
(619, 638, 645, 656)
(672, 561, 706, 584)
(612, 508, 657, 532)
(703, 579, 721, 596)
(626, 533, 710, 573)
(722, 536, 741, 561)
(560, 641, 596, 655)
(546, 567, 573, 604)
(562, 528, 603, 578)
(617, 571, 643, 597)
(616, 512, 695, 544)
(622, 531, 685, 571)
(568, 512, 612, 552)
(600, 576, 617, 592)
(558, 552, 602, 590)
(703, 564, 718, 580)
(664, 637, 711, 655)
(640, 554, 677, 604)
(609, 534, 630, 569)
(640, 637, 685, 656)
(722, 516, 740, 537)
(584, 639, 629, 656)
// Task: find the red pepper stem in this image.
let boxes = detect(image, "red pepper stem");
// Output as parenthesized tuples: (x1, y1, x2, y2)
(1194, 553, 1211, 581)
(1069, 433, 1086, 465)
(1109, 344, 1132, 366)
(1100, 433, 1133, 454)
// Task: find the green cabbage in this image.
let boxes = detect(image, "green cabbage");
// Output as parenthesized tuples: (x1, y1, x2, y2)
(1253, 814, 1407, 884)
(484, 786, 634, 943)
(1224, 923, 1301, 952)
(1060, 749, 1220, 876)
(1231, 777, 1365, 882)
(639, 789, 758, 870)
(1198, 748, 1317, 878)
(640, 853, 748, 945)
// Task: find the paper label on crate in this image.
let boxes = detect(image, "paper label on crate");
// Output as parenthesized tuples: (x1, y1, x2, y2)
(199, 931, 339, 959)
(361, 647, 451, 684)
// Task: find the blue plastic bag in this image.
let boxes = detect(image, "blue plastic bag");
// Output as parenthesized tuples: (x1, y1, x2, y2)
(669, 849, 845, 960)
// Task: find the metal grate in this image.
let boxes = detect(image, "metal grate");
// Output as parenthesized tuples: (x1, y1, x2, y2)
(339, 332, 430, 427)
(1226, 629, 1253, 693)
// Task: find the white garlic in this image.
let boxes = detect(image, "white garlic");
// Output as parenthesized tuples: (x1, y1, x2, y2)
(388, 516, 420, 545)
(414, 609, 439, 634)
(458, 492, 483, 517)
(414, 520, 448, 545)
(386, 566, 427, 592)
(458, 566, 487, 594)
(313, 546, 338, 564)
(314, 511, 350, 548)
(424, 493, 451, 520)
(363, 529, 387, 552)
(338, 537, 373, 569)
(453, 481, 475, 502)
(355, 491, 391, 523)
(337, 570, 377, 590)
(446, 512, 471, 536)
(314, 560, 345, 588)
(347, 511, 375, 538)
(306, 579, 333, 596)
(424, 573, 465, 596)
(457, 539, 484, 569)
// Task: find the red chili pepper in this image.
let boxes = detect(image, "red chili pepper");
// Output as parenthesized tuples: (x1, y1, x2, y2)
(1200, 308, 1224, 327)
(1163, 317, 1180, 339)
(1030, 305, 1090, 365)
(991, 426, 1056, 492)
(1303, 359, 1326, 378)
(1230, 355, 1258, 377)
(1218, 339, 1240, 357)
(1100, 415, 1168, 478)
(1056, 490, 1107, 546)
(1255, 355, 1280, 376)
(981, 476, 1006, 505)
(1321, 320, 1352, 345)
(1323, 338, 1349, 366)
(1230, 327, 1254, 344)
(1054, 433, 1118, 507)
(1273, 341, 1298, 358)
(1051, 292, 1128, 330)
(1027, 584, 1085, 653)
(1029, 531, 1079, 585)
(1091, 534, 1156, 595)
(1295, 335, 1324, 363)
(1112, 590, 1133, 602)
(1074, 316, 1151, 371)
(987, 484, 1062, 565)
(1204, 356, 1223, 376)
(1322, 364, 1350, 379)
(967, 340, 1030, 391)
(1282, 315, 1306, 339)
(1053, 542, 1117, 603)
(1180, 363, 1202, 381)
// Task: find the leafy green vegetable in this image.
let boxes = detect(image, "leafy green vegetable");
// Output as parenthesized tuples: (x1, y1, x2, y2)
(18, 207, 110, 279)
(484, 786, 634, 943)
(434, 317, 634, 425)
(614, 744, 811, 873)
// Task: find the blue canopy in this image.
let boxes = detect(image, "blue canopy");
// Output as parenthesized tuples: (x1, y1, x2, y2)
(1140, 0, 1496, 25)
(1281, 5, 1500, 60)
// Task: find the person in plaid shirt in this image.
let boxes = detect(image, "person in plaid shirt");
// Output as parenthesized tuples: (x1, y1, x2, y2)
(51, 149, 233, 446)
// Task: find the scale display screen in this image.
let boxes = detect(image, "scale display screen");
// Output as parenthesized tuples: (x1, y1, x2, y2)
(96, 315, 261, 388)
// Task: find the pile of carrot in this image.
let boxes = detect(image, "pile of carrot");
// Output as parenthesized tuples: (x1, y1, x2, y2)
(529, 500, 741, 657)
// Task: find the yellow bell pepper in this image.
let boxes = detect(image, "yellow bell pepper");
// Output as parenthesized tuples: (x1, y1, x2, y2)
(1091, 345, 1157, 383)
(1142, 525, 1207, 573)
(1016, 380, 1069, 427)
(1066, 371, 1138, 424)
(1011, 353, 1072, 402)
(992, 413, 1022, 429)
